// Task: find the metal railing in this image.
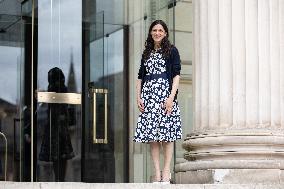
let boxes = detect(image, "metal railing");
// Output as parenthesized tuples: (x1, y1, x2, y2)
(0, 132, 7, 181)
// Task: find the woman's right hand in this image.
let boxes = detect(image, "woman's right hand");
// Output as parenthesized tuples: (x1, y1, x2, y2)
(137, 98, 145, 113)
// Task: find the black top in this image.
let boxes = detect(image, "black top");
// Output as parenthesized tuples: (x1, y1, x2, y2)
(137, 46, 181, 100)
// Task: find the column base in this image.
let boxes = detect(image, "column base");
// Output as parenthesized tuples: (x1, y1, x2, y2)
(175, 169, 284, 184)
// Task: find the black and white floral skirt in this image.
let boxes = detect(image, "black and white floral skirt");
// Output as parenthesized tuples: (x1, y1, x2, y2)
(134, 75, 182, 143)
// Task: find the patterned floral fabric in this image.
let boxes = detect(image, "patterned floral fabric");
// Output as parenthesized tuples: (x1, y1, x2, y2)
(134, 51, 182, 143)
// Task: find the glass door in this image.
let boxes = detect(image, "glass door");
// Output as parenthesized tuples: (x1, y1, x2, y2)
(142, 1, 194, 183)
(170, 0, 193, 183)
(82, 7, 128, 182)
(138, 0, 193, 183)
(142, 0, 176, 183)
(0, 0, 26, 181)
(15, 0, 128, 182)
(82, 11, 110, 182)
(32, 0, 129, 182)
(35, 0, 82, 182)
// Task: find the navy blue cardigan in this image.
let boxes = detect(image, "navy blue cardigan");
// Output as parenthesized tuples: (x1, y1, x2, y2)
(137, 46, 181, 100)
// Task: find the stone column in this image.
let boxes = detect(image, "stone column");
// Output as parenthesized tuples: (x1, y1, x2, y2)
(175, 0, 284, 184)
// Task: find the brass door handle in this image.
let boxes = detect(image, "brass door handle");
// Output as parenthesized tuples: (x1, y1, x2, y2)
(37, 91, 81, 104)
(91, 88, 108, 144)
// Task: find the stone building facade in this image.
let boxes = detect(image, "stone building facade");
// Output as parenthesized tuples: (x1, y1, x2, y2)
(175, 0, 284, 184)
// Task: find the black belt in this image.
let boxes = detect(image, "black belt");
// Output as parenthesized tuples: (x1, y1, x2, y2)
(144, 73, 167, 81)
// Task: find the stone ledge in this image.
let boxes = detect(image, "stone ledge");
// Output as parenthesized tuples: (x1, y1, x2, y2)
(175, 160, 284, 170)
(183, 134, 284, 161)
(175, 169, 284, 184)
(0, 182, 284, 189)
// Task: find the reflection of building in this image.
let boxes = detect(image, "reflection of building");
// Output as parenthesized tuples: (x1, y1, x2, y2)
(67, 51, 77, 93)
(0, 98, 17, 180)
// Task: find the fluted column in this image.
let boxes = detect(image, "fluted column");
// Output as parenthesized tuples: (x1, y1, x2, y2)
(176, 0, 284, 184)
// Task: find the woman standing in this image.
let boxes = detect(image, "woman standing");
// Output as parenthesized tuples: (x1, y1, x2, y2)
(133, 20, 182, 183)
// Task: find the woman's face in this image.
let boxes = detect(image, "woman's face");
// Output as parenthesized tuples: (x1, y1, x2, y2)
(151, 24, 167, 45)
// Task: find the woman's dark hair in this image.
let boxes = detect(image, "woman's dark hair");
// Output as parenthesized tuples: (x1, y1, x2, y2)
(48, 67, 67, 93)
(142, 20, 172, 60)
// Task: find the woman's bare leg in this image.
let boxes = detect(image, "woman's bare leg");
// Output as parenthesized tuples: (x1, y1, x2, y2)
(162, 142, 174, 181)
(150, 142, 161, 181)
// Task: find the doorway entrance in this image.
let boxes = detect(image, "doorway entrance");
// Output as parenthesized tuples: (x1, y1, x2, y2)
(34, 0, 129, 182)
(0, 0, 128, 182)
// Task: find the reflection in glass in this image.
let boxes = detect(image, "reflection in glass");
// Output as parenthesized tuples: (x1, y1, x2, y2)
(37, 0, 82, 92)
(36, 0, 82, 182)
(0, 1, 24, 180)
(83, 8, 127, 181)
(1, 0, 128, 182)
(38, 67, 74, 182)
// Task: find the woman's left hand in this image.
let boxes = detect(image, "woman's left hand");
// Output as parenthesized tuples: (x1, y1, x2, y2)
(164, 96, 174, 115)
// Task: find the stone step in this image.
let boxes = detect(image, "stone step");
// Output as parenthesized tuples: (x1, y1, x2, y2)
(0, 182, 283, 189)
